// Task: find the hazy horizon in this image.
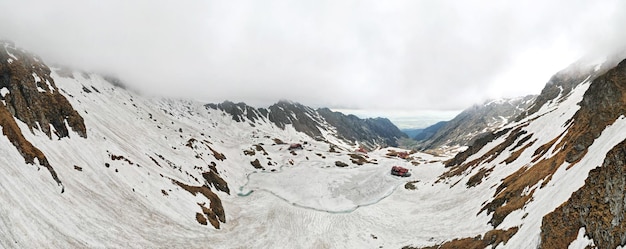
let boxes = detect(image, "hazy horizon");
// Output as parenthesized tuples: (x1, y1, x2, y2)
(332, 108, 460, 130)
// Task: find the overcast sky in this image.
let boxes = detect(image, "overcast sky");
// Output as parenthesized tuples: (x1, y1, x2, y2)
(1, 0, 625, 112)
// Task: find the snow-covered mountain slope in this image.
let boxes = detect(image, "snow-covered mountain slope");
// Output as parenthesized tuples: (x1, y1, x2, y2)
(415, 95, 536, 154)
(4, 40, 626, 249)
(403, 58, 626, 248)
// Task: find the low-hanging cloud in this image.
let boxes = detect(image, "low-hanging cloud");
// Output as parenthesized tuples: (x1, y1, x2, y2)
(1, 0, 625, 110)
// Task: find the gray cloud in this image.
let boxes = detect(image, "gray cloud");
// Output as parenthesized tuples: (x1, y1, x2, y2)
(1, 0, 625, 110)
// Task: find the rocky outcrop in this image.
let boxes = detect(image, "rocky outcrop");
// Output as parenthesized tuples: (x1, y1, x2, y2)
(202, 167, 229, 195)
(0, 41, 86, 139)
(0, 102, 61, 186)
(563, 60, 626, 163)
(173, 180, 225, 229)
(541, 139, 626, 249)
(0, 41, 86, 188)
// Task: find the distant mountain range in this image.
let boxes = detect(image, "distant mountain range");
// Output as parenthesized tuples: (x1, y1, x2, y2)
(206, 101, 407, 149)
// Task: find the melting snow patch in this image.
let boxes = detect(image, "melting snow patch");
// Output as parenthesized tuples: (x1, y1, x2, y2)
(568, 227, 595, 249)
(32, 73, 41, 83)
(1, 87, 9, 98)
(5, 48, 17, 60)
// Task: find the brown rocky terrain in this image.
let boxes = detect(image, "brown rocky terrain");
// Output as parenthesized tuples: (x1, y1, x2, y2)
(0, 42, 86, 139)
(541, 139, 626, 248)
(173, 179, 226, 229)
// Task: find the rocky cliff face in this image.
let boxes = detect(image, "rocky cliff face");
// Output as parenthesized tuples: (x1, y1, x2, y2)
(0, 41, 86, 188)
(416, 95, 535, 151)
(206, 100, 406, 148)
(540, 59, 626, 249)
(541, 139, 626, 249)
